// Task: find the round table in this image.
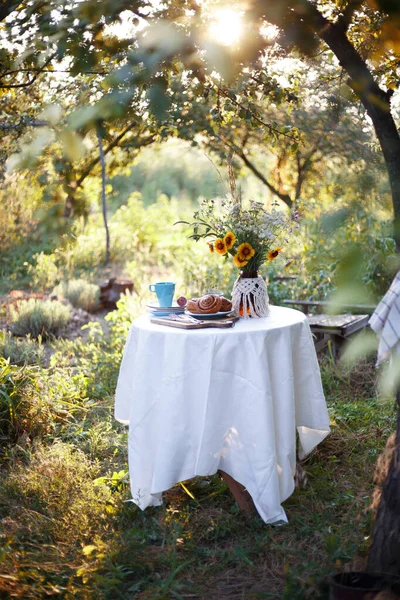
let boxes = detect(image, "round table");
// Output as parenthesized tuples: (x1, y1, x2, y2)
(114, 305, 330, 524)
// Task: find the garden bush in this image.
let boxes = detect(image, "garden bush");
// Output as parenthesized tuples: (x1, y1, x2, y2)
(0, 331, 44, 366)
(53, 279, 100, 312)
(16, 191, 398, 312)
(0, 356, 97, 445)
(300, 203, 397, 301)
(0, 358, 50, 442)
(9, 299, 71, 339)
(28, 251, 60, 291)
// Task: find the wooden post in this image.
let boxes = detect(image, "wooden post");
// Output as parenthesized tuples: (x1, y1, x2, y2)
(219, 470, 256, 515)
(99, 278, 135, 310)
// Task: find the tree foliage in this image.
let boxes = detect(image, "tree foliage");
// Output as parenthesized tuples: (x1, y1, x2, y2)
(1, 1, 399, 228)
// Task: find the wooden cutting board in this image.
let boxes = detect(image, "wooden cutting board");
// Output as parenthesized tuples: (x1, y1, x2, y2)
(150, 315, 238, 329)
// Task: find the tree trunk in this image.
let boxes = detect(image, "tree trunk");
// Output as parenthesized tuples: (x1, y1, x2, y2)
(63, 194, 74, 218)
(260, 0, 400, 248)
(0, 0, 19, 22)
(301, 1, 400, 249)
(367, 390, 400, 573)
(96, 127, 111, 265)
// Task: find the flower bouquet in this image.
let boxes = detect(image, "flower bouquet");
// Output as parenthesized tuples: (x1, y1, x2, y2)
(177, 191, 299, 317)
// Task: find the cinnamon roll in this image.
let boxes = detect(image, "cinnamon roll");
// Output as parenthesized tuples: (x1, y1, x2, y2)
(195, 294, 222, 314)
(219, 297, 232, 312)
(186, 298, 200, 313)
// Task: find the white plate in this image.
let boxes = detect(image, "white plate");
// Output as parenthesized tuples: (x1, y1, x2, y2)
(185, 310, 234, 320)
(147, 309, 185, 317)
(147, 301, 183, 311)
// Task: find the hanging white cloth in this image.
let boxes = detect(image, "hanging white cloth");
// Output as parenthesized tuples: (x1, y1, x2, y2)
(369, 270, 400, 364)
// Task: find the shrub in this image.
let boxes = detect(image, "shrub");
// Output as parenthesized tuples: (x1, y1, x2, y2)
(28, 251, 61, 291)
(0, 331, 44, 365)
(9, 299, 71, 339)
(53, 279, 100, 312)
(0, 358, 93, 444)
(0, 358, 48, 442)
(105, 290, 144, 339)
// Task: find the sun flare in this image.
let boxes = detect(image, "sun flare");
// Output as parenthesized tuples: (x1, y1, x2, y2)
(208, 8, 243, 47)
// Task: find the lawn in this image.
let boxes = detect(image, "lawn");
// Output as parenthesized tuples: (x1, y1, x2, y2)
(0, 307, 394, 600)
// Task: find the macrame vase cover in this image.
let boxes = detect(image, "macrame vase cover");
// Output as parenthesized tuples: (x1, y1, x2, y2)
(232, 275, 270, 318)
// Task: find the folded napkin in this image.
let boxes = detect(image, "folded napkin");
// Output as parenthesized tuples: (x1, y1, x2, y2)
(369, 270, 400, 364)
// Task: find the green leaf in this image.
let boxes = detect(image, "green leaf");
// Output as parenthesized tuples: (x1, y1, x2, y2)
(61, 131, 86, 161)
(82, 545, 97, 556)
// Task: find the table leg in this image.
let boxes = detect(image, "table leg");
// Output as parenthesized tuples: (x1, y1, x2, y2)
(218, 470, 256, 515)
(331, 334, 345, 360)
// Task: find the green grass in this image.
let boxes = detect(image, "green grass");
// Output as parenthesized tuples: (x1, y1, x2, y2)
(0, 328, 395, 599)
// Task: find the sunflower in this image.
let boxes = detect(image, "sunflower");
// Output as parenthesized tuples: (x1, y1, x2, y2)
(214, 238, 227, 255)
(267, 248, 282, 261)
(224, 231, 236, 250)
(237, 242, 256, 261)
(234, 253, 248, 268)
(207, 242, 214, 253)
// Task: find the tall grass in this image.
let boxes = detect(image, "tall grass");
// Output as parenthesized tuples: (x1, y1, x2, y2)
(0, 331, 44, 366)
(53, 279, 100, 312)
(9, 299, 71, 339)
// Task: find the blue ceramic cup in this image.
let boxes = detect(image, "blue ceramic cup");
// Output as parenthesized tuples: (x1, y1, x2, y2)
(149, 281, 175, 307)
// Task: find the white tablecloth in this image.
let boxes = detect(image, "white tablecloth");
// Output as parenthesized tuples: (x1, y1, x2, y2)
(114, 305, 330, 524)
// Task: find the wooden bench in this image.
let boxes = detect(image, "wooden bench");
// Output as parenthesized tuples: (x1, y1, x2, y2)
(282, 299, 375, 315)
(307, 313, 370, 357)
(283, 300, 373, 358)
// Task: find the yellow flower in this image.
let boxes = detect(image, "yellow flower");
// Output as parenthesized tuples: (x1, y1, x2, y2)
(237, 242, 255, 261)
(267, 248, 282, 261)
(214, 238, 227, 255)
(207, 242, 214, 253)
(234, 253, 248, 268)
(224, 231, 236, 250)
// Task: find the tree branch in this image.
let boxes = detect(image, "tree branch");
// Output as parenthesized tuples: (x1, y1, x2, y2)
(0, 0, 20, 22)
(215, 131, 293, 207)
(0, 120, 48, 130)
(0, 68, 108, 79)
(294, 148, 320, 200)
(336, 0, 363, 33)
(217, 85, 297, 142)
(0, 52, 57, 89)
(75, 123, 138, 188)
(75, 124, 156, 189)
(295, 153, 303, 201)
(238, 150, 293, 208)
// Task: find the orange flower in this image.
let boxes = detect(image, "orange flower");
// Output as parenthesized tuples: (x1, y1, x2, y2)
(224, 231, 236, 250)
(214, 238, 227, 255)
(237, 242, 255, 261)
(207, 242, 214, 253)
(234, 253, 248, 268)
(267, 248, 282, 261)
